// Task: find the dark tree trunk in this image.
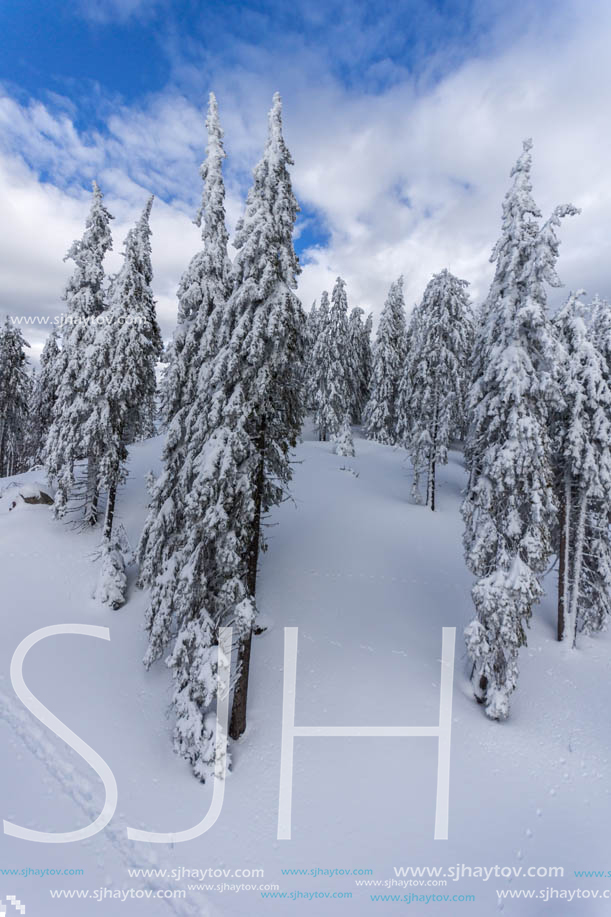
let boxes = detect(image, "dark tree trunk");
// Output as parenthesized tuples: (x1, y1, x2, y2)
(103, 476, 118, 543)
(230, 417, 266, 740)
(430, 456, 436, 512)
(427, 393, 439, 512)
(557, 472, 571, 642)
(86, 455, 99, 526)
(229, 629, 254, 741)
(557, 490, 567, 642)
(0, 421, 6, 478)
(103, 427, 124, 543)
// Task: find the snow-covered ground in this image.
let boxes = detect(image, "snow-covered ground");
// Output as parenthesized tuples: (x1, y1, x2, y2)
(1, 427, 610, 916)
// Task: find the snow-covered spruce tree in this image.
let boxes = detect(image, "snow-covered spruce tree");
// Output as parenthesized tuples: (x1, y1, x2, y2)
(302, 300, 320, 412)
(584, 296, 611, 631)
(462, 298, 492, 488)
(100, 196, 162, 544)
(122, 200, 162, 444)
(462, 140, 578, 720)
(347, 307, 371, 424)
(455, 307, 475, 442)
(396, 316, 415, 445)
(363, 311, 373, 376)
(591, 295, 611, 385)
(364, 276, 407, 444)
(225, 92, 306, 739)
(305, 300, 319, 354)
(403, 270, 472, 510)
(139, 92, 304, 768)
(44, 182, 113, 523)
(137, 95, 232, 779)
(317, 290, 329, 332)
(552, 292, 611, 643)
(335, 412, 355, 457)
(26, 327, 61, 465)
(161, 92, 232, 427)
(313, 277, 351, 441)
(0, 319, 31, 477)
(306, 291, 329, 414)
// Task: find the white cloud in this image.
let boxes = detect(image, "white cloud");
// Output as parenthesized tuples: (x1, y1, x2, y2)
(1, 0, 611, 363)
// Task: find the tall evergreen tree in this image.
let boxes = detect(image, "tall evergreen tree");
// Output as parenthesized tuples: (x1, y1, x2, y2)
(591, 296, 611, 384)
(552, 292, 611, 643)
(138, 94, 232, 779)
(26, 327, 60, 465)
(313, 277, 351, 441)
(463, 140, 578, 720)
(403, 270, 472, 510)
(44, 182, 113, 523)
(347, 306, 371, 424)
(364, 276, 407, 444)
(100, 196, 162, 542)
(306, 291, 329, 415)
(139, 92, 304, 770)
(303, 300, 320, 412)
(161, 93, 232, 426)
(0, 319, 30, 477)
(305, 300, 319, 349)
(585, 296, 611, 631)
(225, 91, 305, 738)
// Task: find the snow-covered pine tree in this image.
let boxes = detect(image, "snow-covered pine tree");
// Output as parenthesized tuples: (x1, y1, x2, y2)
(138, 94, 232, 779)
(591, 295, 611, 385)
(552, 291, 611, 643)
(313, 277, 351, 441)
(364, 276, 407, 444)
(317, 290, 330, 332)
(303, 300, 320, 412)
(584, 296, 611, 631)
(0, 319, 31, 477)
(335, 412, 355, 457)
(455, 306, 475, 443)
(306, 300, 319, 347)
(225, 91, 305, 738)
(44, 182, 113, 523)
(347, 307, 371, 424)
(26, 327, 61, 465)
(161, 92, 232, 427)
(462, 139, 578, 720)
(139, 92, 304, 770)
(403, 270, 472, 510)
(363, 311, 373, 377)
(306, 291, 329, 415)
(100, 196, 162, 543)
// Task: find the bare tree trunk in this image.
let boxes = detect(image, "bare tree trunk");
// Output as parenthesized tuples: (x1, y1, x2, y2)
(103, 476, 118, 543)
(103, 426, 124, 543)
(229, 629, 254, 741)
(558, 471, 572, 643)
(0, 419, 7, 478)
(557, 477, 568, 642)
(567, 490, 588, 648)
(229, 418, 266, 740)
(85, 455, 99, 526)
(427, 393, 439, 512)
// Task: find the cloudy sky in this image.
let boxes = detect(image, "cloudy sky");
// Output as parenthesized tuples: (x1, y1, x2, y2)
(1, 0, 610, 357)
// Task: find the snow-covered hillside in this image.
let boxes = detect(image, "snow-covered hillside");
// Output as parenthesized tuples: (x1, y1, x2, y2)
(0, 428, 609, 916)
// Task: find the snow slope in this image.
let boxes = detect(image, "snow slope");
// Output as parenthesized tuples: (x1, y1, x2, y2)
(0, 429, 610, 916)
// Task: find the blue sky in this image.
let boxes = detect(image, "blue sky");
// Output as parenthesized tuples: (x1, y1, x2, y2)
(0, 0, 609, 353)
